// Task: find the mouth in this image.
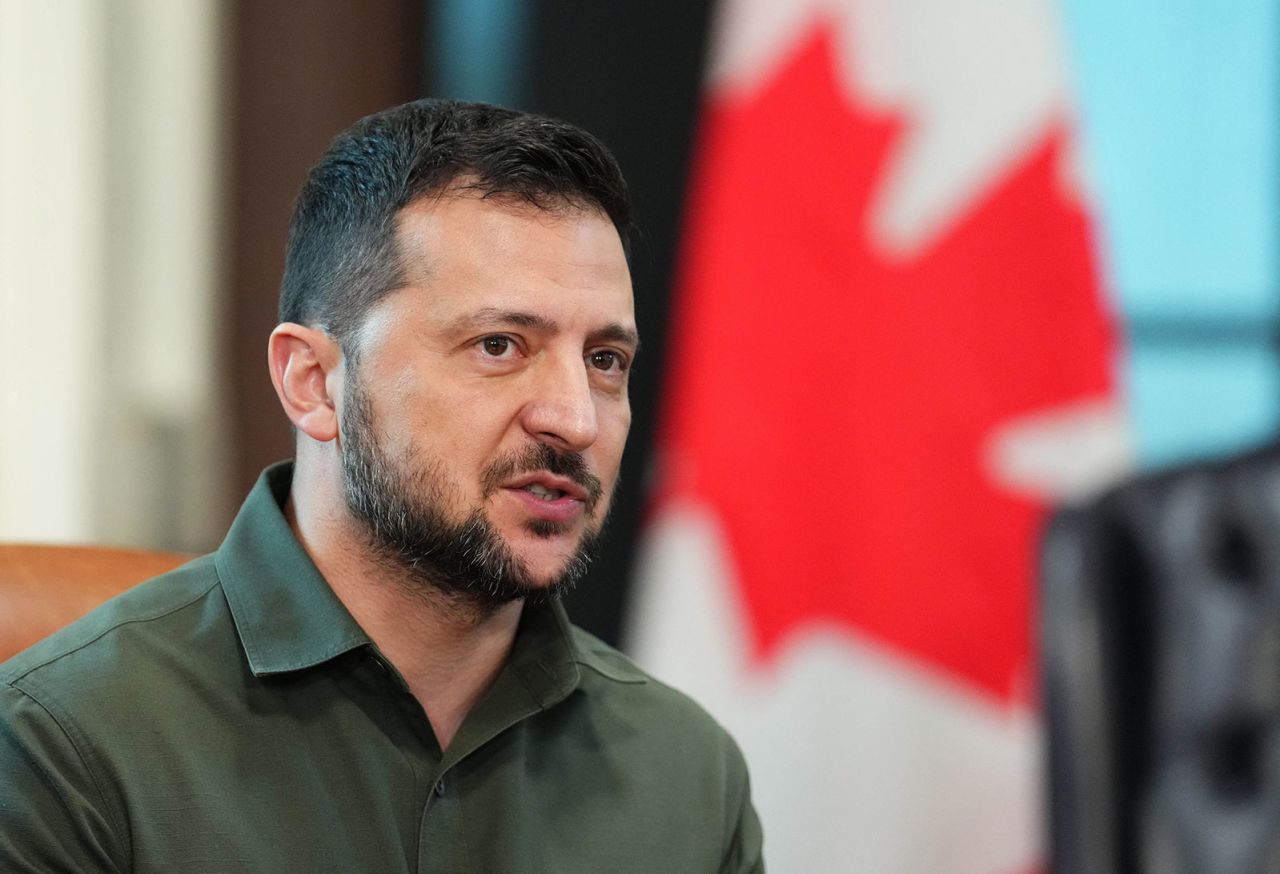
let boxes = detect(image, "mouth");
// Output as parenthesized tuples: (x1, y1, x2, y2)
(498, 471, 596, 526)
(502, 472, 592, 504)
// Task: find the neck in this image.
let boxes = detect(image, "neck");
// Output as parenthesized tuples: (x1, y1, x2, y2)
(286, 463, 523, 751)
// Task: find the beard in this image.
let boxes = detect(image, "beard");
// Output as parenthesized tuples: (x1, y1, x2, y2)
(339, 367, 607, 613)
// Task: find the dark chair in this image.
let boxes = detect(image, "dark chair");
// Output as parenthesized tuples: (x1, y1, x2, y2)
(1042, 443, 1280, 873)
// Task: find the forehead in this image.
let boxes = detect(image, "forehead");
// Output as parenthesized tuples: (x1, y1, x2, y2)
(390, 192, 633, 322)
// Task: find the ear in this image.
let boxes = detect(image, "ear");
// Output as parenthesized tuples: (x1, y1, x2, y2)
(267, 323, 343, 443)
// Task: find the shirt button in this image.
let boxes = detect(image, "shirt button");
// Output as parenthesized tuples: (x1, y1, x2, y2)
(434, 778, 446, 797)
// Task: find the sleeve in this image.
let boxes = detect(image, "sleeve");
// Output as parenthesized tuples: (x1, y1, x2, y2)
(0, 682, 126, 873)
(719, 739, 765, 874)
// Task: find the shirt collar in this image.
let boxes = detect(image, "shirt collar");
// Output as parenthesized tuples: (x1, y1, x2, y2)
(215, 462, 371, 676)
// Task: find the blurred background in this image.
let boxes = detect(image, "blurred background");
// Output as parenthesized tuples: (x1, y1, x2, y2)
(1, 0, 1276, 871)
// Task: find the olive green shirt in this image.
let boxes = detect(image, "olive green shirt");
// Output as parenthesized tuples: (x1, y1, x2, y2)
(0, 464, 762, 872)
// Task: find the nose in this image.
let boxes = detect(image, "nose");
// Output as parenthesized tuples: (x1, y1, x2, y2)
(519, 352, 598, 453)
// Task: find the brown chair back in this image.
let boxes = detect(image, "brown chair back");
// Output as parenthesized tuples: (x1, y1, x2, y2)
(0, 544, 194, 663)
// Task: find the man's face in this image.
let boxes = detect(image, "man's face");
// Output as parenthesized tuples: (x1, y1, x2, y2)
(338, 192, 636, 607)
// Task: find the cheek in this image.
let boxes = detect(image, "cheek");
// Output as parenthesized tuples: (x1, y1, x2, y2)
(441, 411, 537, 500)
(389, 374, 515, 455)
(595, 405, 632, 481)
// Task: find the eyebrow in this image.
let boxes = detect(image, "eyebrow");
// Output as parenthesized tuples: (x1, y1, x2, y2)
(451, 307, 640, 351)
(589, 322, 641, 352)
(453, 307, 555, 333)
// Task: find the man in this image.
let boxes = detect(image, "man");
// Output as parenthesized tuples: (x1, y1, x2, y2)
(0, 99, 763, 872)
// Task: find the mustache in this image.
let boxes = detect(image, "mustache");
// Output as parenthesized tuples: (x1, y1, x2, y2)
(481, 444, 604, 512)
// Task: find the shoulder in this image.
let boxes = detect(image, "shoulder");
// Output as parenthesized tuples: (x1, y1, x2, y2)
(1, 554, 230, 697)
(567, 624, 747, 765)
(559, 625, 760, 865)
(0, 558, 224, 872)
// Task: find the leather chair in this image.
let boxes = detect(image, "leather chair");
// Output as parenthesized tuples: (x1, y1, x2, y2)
(1042, 443, 1280, 873)
(0, 544, 194, 663)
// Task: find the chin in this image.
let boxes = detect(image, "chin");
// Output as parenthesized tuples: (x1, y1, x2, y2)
(517, 549, 579, 585)
(489, 502, 606, 593)
(508, 533, 582, 581)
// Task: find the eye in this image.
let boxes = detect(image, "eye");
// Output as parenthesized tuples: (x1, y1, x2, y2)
(588, 349, 629, 373)
(480, 335, 515, 357)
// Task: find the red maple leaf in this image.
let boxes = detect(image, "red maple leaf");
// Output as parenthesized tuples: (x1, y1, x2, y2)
(655, 25, 1116, 701)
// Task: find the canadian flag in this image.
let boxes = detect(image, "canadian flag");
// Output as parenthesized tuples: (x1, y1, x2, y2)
(627, 0, 1130, 871)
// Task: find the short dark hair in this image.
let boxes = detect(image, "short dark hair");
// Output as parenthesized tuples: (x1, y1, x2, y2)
(278, 98, 634, 344)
